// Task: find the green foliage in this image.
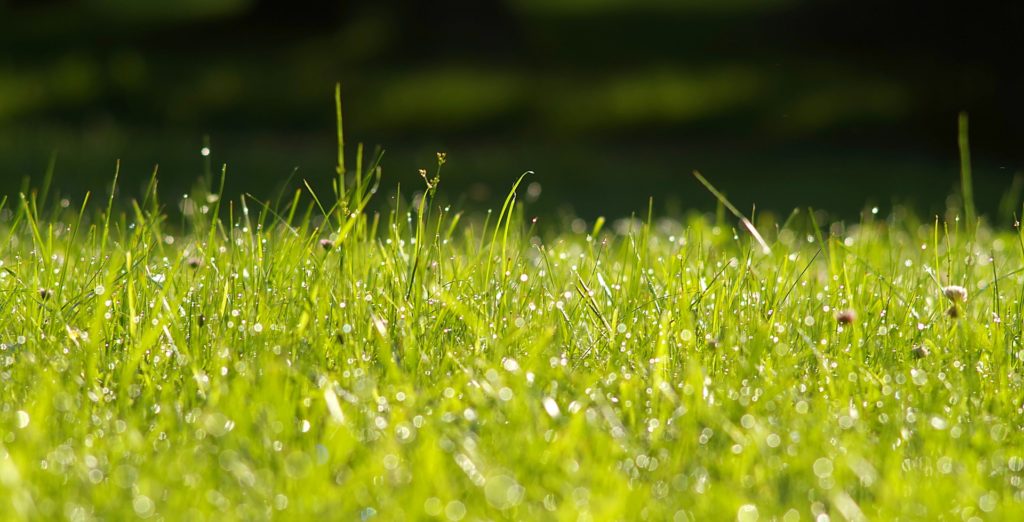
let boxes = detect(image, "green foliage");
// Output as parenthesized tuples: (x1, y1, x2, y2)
(1, 152, 1024, 520)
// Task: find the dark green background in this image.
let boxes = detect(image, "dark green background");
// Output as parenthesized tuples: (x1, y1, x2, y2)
(1, 0, 1021, 219)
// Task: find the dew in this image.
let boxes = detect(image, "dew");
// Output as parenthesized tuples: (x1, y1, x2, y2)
(424, 498, 443, 517)
(502, 358, 520, 372)
(484, 474, 525, 509)
(94, 285, 106, 296)
(445, 500, 467, 521)
(937, 456, 953, 474)
(200, 146, 211, 157)
(542, 397, 561, 418)
(132, 495, 154, 517)
(274, 494, 289, 510)
(395, 423, 414, 443)
(979, 491, 998, 512)
(910, 368, 928, 386)
(498, 387, 514, 401)
(737, 504, 759, 522)
(813, 458, 833, 477)
(15, 410, 29, 429)
(1010, 456, 1024, 472)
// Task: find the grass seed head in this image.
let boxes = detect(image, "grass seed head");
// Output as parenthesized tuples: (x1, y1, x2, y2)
(38, 287, 53, 300)
(943, 285, 968, 303)
(186, 257, 203, 269)
(320, 239, 335, 251)
(946, 305, 960, 319)
(911, 345, 931, 359)
(836, 309, 856, 325)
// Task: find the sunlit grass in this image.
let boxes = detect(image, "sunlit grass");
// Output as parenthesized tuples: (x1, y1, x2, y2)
(2, 141, 1024, 521)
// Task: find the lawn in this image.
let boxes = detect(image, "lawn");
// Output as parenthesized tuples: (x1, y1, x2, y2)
(2, 123, 1023, 521)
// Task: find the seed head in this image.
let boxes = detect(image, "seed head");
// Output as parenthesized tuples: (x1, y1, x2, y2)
(320, 239, 334, 251)
(943, 285, 968, 303)
(911, 345, 930, 359)
(38, 287, 53, 300)
(835, 309, 856, 325)
(186, 257, 203, 269)
(946, 305, 960, 319)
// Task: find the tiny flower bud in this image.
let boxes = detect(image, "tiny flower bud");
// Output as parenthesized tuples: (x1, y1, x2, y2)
(320, 239, 334, 251)
(186, 257, 203, 269)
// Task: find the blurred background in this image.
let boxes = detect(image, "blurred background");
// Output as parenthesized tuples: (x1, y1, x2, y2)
(0, 0, 1021, 219)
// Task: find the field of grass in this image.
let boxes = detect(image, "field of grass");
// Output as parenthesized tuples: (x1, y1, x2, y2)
(3, 126, 1024, 521)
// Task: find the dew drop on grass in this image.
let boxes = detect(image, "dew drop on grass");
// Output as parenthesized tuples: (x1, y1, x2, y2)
(737, 504, 759, 522)
(813, 458, 834, 478)
(979, 492, 998, 512)
(445, 500, 467, 521)
(502, 358, 519, 372)
(484, 474, 525, 509)
(542, 397, 560, 418)
(132, 495, 154, 517)
(910, 368, 928, 386)
(15, 410, 29, 429)
(423, 498, 442, 517)
(274, 494, 288, 511)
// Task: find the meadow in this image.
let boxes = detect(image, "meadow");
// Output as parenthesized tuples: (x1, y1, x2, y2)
(2, 109, 1023, 521)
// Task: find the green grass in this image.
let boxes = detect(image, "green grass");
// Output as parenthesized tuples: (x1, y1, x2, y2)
(2, 140, 1024, 522)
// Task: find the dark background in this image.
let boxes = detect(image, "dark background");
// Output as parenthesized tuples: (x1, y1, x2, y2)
(1, 0, 1022, 219)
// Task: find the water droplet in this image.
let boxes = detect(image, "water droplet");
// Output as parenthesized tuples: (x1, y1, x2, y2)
(737, 504, 759, 522)
(542, 397, 561, 418)
(813, 458, 834, 478)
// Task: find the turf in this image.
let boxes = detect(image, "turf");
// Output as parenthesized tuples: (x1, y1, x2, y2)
(2, 147, 1024, 521)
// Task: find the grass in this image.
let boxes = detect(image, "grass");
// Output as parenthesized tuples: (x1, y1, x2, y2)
(2, 130, 1024, 521)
